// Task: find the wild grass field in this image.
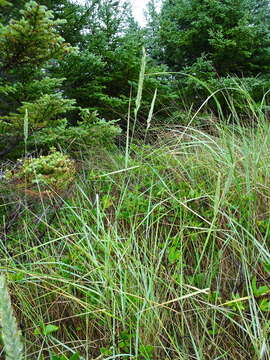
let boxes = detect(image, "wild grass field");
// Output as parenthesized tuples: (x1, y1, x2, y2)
(1, 105, 270, 359)
(1, 1, 270, 359)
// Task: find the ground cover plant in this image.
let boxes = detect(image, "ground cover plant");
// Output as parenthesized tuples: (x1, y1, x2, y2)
(0, 0, 270, 359)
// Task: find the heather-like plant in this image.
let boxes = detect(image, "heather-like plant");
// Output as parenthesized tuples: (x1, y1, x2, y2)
(5, 149, 76, 192)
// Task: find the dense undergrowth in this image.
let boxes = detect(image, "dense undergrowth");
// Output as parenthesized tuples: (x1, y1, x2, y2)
(0, 117, 269, 359)
(1, 1, 270, 358)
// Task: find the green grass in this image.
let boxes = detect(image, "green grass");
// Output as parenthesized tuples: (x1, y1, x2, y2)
(0, 117, 270, 359)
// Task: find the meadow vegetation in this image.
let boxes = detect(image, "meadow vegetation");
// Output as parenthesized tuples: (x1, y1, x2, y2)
(0, 0, 270, 359)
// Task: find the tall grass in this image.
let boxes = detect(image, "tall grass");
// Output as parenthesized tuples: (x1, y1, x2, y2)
(0, 81, 270, 359)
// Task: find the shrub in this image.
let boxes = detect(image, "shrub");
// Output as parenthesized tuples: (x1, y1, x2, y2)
(4, 149, 76, 194)
(30, 109, 122, 154)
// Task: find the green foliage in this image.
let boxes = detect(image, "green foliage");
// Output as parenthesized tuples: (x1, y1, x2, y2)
(5, 149, 76, 192)
(100, 331, 154, 360)
(46, 0, 142, 120)
(34, 323, 59, 336)
(0, 1, 77, 158)
(225, 293, 247, 312)
(178, 56, 270, 115)
(30, 109, 121, 153)
(144, 0, 161, 63)
(1, 94, 75, 134)
(1, 122, 270, 358)
(0, 1, 72, 71)
(38, 0, 89, 47)
(259, 298, 270, 312)
(252, 278, 270, 298)
(0, 1, 122, 159)
(46, 0, 174, 123)
(159, 0, 270, 75)
(51, 354, 81, 360)
(154, 0, 270, 116)
(2, 1, 270, 358)
(0, 0, 10, 7)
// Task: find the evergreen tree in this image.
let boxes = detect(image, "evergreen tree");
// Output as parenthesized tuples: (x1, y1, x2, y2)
(39, 0, 90, 47)
(159, 0, 270, 76)
(144, 0, 162, 63)
(50, 0, 148, 120)
(0, 1, 121, 159)
(0, 0, 89, 46)
(0, 1, 76, 157)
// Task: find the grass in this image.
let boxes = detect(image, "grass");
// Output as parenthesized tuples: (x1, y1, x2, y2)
(0, 115, 270, 359)
(0, 62, 270, 359)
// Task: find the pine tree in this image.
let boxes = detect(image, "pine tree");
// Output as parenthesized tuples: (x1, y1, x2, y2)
(0, 0, 88, 46)
(0, 1, 75, 157)
(144, 0, 162, 63)
(159, 0, 270, 76)
(50, 0, 147, 120)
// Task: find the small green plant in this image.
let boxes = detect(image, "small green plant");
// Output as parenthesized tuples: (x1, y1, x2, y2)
(99, 331, 154, 360)
(34, 323, 59, 336)
(251, 277, 270, 298)
(5, 148, 76, 193)
(251, 277, 270, 312)
(51, 354, 81, 360)
(263, 263, 270, 273)
(259, 298, 270, 312)
(167, 237, 182, 264)
(225, 293, 246, 312)
(138, 344, 154, 360)
(0, 275, 23, 360)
